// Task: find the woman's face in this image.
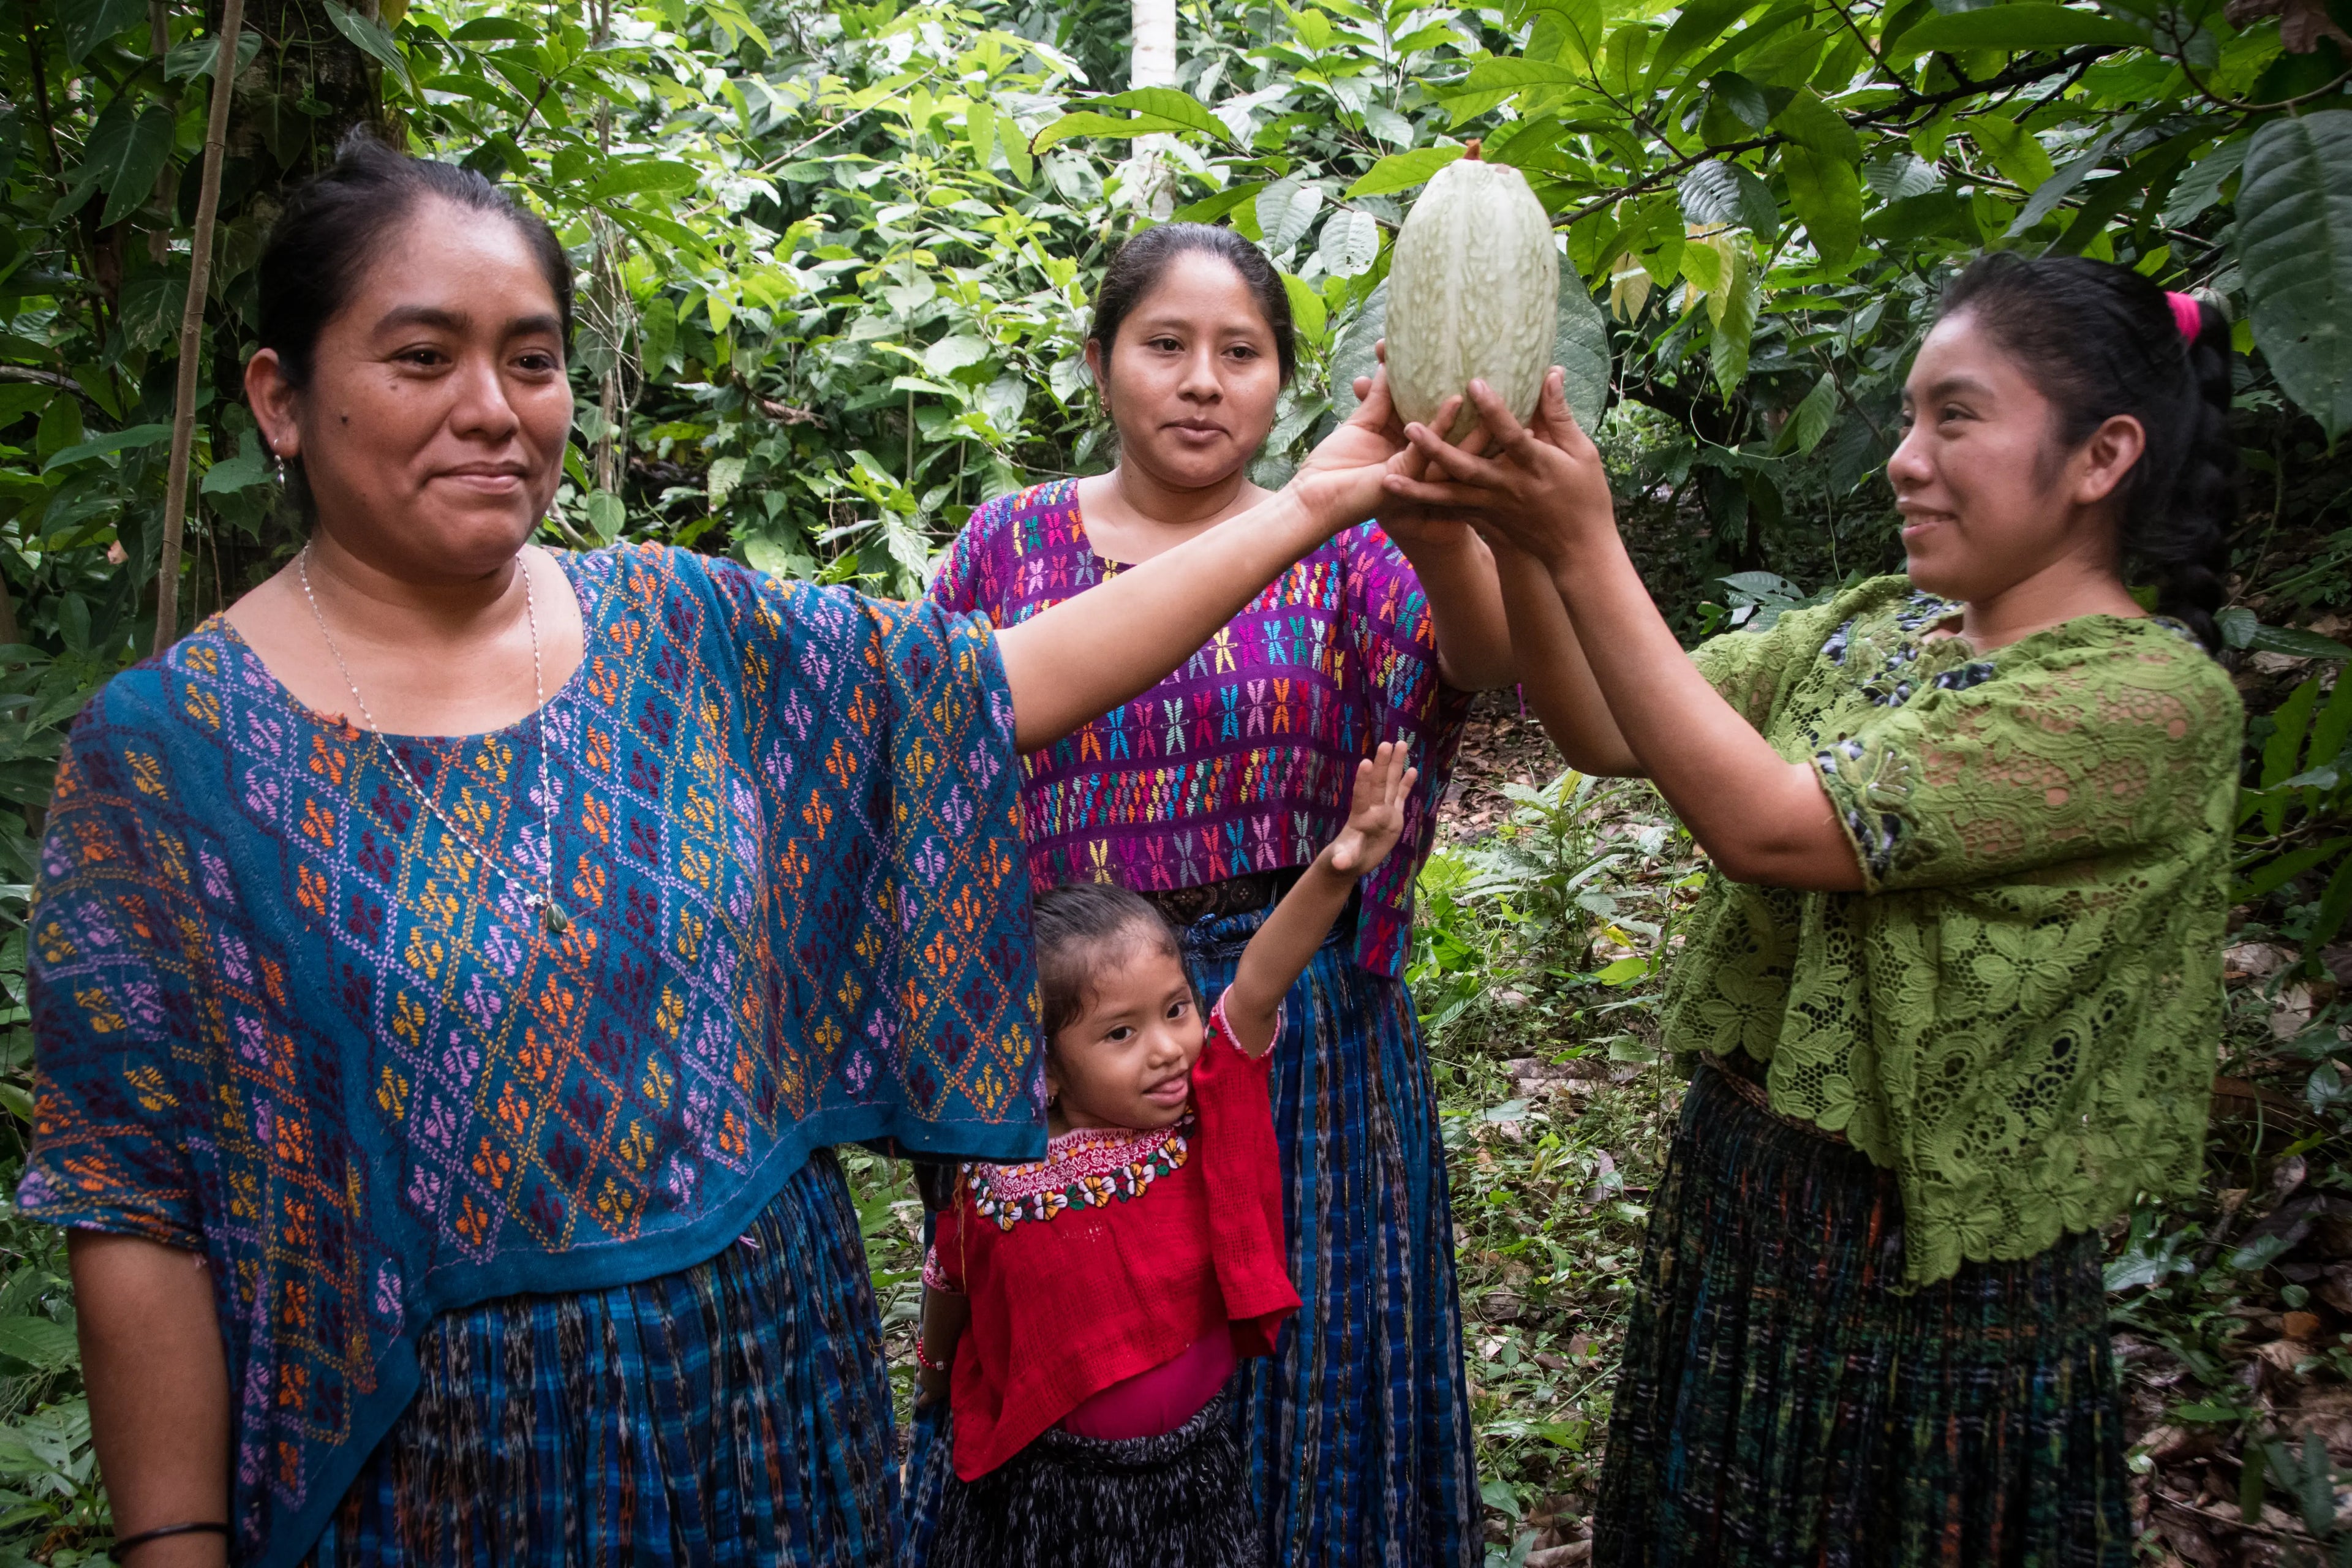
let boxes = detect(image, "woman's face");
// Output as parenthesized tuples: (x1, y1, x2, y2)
(1887, 311, 2139, 603)
(247, 196, 572, 583)
(1088, 251, 1284, 493)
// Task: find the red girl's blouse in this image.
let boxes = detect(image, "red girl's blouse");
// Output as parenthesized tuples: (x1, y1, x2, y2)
(928, 997, 1300, 1480)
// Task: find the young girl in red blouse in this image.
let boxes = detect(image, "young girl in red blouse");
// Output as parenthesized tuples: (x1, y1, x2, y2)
(911, 744, 1417, 1567)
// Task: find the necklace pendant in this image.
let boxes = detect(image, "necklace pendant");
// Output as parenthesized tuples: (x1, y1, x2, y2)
(542, 901, 571, 935)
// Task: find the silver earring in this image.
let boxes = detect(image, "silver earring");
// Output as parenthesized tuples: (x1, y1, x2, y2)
(270, 447, 287, 487)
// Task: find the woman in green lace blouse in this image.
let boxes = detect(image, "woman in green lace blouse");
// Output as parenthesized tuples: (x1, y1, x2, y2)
(1390, 253, 2244, 1565)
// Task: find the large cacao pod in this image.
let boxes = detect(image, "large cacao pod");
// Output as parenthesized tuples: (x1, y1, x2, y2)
(1384, 143, 1560, 439)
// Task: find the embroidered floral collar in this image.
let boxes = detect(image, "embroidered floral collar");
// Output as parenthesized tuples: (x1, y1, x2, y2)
(968, 1115, 1193, 1231)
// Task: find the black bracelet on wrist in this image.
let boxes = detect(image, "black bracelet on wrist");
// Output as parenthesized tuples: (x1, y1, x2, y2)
(110, 1521, 230, 1561)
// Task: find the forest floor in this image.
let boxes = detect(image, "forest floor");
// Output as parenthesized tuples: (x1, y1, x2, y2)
(856, 688, 2352, 1568)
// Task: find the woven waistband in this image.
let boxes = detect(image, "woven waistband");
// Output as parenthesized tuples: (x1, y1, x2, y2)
(1705, 1054, 1851, 1147)
(1139, 871, 1291, 927)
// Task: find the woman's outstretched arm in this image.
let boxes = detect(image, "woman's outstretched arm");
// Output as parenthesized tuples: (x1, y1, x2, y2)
(1387, 373, 1862, 892)
(997, 410, 1407, 751)
(71, 1233, 231, 1567)
(1486, 529, 1640, 777)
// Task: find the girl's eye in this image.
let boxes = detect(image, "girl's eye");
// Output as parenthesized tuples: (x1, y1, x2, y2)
(1104, 1025, 1134, 1043)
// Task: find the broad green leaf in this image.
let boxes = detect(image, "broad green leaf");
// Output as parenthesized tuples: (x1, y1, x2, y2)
(62, 0, 146, 63)
(2248, 623, 2352, 660)
(1777, 372, 1838, 454)
(2237, 110, 2352, 443)
(1029, 110, 1199, 153)
(200, 447, 272, 495)
(1679, 161, 1747, 228)
(1331, 278, 1388, 413)
(1969, 112, 2055, 192)
(1888, 4, 2147, 57)
(923, 334, 990, 375)
(587, 159, 699, 201)
(1781, 145, 1862, 265)
(1346, 146, 1466, 197)
(2162, 136, 2245, 228)
(449, 16, 535, 40)
(998, 116, 1035, 184)
(1283, 271, 1329, 345)
(1317, 208, 1382, 278)
(1171, 181, 1264, 224)
(1647, 0, 1762, 94)
(0, 1317, 79, 1371)
(99, 105, 177, 227)
(1709, 247, 1758, 395)
(325, 1, 415, 89)
(1464, 58, 1589, 91)
(2005, 124, 2123, 235)
(1363, 105, 1415, 146)
(1258, 176, 1324, 254)
(1769, 88, 1861, 167)
(1076, 88, 1233, 143)
(586, 488, 625, 544)
(965, 100, 996, 167)
(1553, 266, 1612, 428)
(42, 422, 173, 472)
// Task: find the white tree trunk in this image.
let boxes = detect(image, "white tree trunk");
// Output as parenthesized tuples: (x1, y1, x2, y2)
(1127, 0, 1178, 219)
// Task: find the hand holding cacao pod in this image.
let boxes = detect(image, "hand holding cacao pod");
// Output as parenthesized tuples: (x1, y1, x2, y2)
(1386, 369, 1617, 570)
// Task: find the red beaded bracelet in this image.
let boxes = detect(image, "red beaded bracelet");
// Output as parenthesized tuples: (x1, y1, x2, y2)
(913, 1337, 948, 1375)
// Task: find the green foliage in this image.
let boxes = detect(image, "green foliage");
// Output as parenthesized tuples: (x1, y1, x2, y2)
(2, 0, 2351, 1550)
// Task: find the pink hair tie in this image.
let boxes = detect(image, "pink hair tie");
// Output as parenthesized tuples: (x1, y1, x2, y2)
(2166, 290, 2205, 342)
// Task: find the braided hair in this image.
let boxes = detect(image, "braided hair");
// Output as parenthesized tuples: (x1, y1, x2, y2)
(1937, 253, 2237, 650)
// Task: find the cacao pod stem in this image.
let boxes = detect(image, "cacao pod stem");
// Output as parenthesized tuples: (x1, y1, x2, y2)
(1466, 138, 1482, 160)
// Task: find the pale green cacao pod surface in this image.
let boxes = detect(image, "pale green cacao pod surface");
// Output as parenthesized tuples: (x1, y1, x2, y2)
(1385, 158, 1560, 438)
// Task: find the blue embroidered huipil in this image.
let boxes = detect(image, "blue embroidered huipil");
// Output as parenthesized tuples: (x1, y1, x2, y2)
(17, 544, 1046, 1567)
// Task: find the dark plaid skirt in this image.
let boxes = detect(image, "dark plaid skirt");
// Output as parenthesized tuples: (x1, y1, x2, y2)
(927, 1387, 1264, 1568)
(306, 1153, 899, 1566)
(1593, 1058, 2132, 1568)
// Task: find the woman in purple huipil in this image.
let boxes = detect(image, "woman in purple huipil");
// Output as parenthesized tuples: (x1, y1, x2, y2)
(902, 223, 1515, 1568)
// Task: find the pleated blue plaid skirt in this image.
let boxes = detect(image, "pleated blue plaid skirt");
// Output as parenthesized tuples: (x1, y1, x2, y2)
(306, 1152, 899, 1567)
(902, 902, 1478, 1568)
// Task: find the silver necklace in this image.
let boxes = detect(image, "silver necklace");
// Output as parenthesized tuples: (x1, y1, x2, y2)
(297, 543, 571, 935)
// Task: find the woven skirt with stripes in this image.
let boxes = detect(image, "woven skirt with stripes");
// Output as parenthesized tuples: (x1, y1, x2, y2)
(900, 902, 1478, 1568)
(306, 1152, 899, 1567)
(925, 1386, 1262, 1568)
(1593, 1057, 2132, 1568)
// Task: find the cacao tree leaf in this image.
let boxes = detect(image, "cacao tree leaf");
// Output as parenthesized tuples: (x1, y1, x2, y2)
(1646, 0, 1760, 94)
(1464, 58, 1590, 91)
(1553, 266, 1613, 427)
(1330, 277, 1387, 413)
(1679, 160, 1746, 227)
(1889, 3, 2147, 57)
(325, 1, 415, 89)
(998, 116, 1035, 184)
(1258, 176, 1324, 254)
(1281, 271, 1328, 344)
(1028, 110, 1197, 152)
(1073, 88, 1234, 144)
(1970, 111, 2055, 192)
(1707, 71, 1773, 132)
(922, 335, 989, 375)
(1317, 208, 1382, 277)
(1781, 145, 1862, 264)
(2237, 109, 2352, 443)
(1769, 87, 1861, 167)
(2004, 123, 2124, 235)
(2161, 135, 2244, 228)
(1346, 146, 1466, 197)
(1775, 372, 1838, 453)
(1171, 180, 1263, 224)
(61, 0, 147, 64)
(587, 159, 699, 201)
(1709, 249, 1758, 396)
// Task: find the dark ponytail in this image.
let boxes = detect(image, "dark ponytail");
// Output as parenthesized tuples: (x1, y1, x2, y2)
(1937, 253, 2237, 650)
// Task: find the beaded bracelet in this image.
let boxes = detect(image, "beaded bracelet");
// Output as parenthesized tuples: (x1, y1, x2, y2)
(110, 1521, 230, 1562)
(913, 1336, 948, 1375)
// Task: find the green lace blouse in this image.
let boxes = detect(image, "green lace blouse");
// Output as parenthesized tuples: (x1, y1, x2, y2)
(1662, 575, 2244, 1284)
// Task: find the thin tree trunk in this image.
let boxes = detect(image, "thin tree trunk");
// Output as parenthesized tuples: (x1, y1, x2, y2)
(154, 0, 246, 653)
(1128, 0, 1178, 219)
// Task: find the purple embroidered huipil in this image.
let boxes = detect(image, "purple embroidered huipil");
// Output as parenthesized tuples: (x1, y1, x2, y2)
(929, 479, 1470, 976)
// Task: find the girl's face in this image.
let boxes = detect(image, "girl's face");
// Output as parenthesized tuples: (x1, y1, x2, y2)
(1045, 933, 1204, 1133)
(1087, 251, 1284, 494)
(1887, 311, 2141, 605)
(246, 196, 573, 583)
